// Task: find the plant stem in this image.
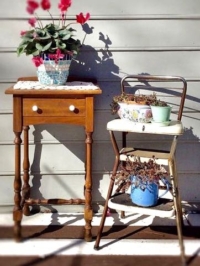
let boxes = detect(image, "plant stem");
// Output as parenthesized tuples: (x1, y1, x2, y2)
(47, 10, 54, 25)
(34, 13, 43, 28)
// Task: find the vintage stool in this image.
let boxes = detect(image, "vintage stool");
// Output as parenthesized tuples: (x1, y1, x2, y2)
(94, 74, 187, 265)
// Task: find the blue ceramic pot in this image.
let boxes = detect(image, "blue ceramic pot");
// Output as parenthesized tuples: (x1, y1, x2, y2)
(130, 176, 169, 207)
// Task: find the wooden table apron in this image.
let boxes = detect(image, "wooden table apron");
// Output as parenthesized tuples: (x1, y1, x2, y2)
(5, 78, 102, 242)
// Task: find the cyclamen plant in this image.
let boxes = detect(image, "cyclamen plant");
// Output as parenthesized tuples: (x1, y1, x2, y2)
(17, 0, 90, 67)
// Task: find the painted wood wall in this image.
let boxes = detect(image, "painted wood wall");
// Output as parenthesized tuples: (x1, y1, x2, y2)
(0, 0, 200, 212)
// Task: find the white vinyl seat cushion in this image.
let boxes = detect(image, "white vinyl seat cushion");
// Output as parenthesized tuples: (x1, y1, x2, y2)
(107, 119, 184, 135)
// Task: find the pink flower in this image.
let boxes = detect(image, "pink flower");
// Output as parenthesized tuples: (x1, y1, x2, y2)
(28, 18, 37, 27)
(66, 51, 74, 57)
(40, 0, 51, 10)
(49, 49, 64, 63)
(76, 12, 90, 25)
(32, 56, 43, 67)
(56, 48, 64, 59)
(26, 0, 39, 14)
(20, 31, 27, 36)
(33, 32, 37, 38)
(58, 0, 71, 13)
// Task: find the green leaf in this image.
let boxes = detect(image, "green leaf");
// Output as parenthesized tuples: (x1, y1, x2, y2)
(61, 32, 71, 40)
(68, 27, 76, 33)
(36, 41, 53, 52)
(21, 36, 34, 42)
(55, 40, 66, 49)
(45, 23, 58, 35)
(52, 32, 59, 38)
(17, 46, 25, 56)
(36, 28, 47, 37)
(46, 23, 57, 30)
(38, 35, 51, 40)
(24, 43, 38, 56)
(32, 50, 40, 56)
(35, 43, 44, 52)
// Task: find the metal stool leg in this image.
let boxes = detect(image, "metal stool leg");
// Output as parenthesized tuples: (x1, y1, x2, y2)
(94, 174, 115, 250)
(169, 158, 186, 265)
(94, 155, 120, 249)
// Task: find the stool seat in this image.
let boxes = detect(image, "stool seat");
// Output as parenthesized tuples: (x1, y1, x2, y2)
(107, 119, 184, 135)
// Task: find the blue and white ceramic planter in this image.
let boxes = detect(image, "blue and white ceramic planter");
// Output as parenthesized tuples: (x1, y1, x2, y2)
(130, 175, 170, 207)
(118, 102, 152, 123)
(37, 54, 72, 85)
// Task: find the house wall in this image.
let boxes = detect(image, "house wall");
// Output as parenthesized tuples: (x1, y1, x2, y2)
(0, 0, 200, 213)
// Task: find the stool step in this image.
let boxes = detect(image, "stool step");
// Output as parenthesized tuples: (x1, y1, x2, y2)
(108, 193, 175, 218)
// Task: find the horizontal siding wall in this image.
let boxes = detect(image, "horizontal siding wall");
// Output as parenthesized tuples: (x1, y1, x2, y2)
(0, 0, 200, 212)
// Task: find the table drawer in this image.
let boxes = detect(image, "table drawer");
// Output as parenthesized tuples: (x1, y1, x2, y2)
(23, 98, 86, 117)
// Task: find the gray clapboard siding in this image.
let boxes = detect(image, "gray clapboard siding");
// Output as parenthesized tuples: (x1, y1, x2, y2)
(1, 0, 199, 17)
(1, 20, 200, 48)
(1, 51, 200, 80)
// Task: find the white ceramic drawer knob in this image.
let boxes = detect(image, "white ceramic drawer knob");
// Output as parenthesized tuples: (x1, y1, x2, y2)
(32, 105, 38, 112)
(69, 105, 75, 111)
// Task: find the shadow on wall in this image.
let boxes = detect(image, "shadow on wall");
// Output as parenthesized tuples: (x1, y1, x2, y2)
(29, 23, 200, 213)
(69, 22, 119, 80)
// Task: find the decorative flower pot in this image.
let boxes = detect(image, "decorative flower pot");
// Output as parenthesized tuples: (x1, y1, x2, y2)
(118, 102, 152, 123)
(130, 176, 170, 207)
(150, 105, 172, 123)
(37, 54, 72, 85)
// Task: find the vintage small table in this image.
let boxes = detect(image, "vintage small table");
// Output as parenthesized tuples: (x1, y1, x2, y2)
(5, 76, 102, 242)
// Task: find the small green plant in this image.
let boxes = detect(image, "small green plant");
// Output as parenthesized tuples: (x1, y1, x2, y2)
(150, 99, 168, 107)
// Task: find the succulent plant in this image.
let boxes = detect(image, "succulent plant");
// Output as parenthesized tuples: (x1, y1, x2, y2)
(110, 93, 157, 115)
(114, 156, 169, 193)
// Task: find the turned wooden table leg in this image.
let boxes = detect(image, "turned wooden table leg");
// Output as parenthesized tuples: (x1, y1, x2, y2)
(84, 131, 93, 241)
(13, 131, 23, 242)
(22, 126, 30, 216)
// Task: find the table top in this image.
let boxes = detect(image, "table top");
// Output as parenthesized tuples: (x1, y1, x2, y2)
(5, 76, 102, 96)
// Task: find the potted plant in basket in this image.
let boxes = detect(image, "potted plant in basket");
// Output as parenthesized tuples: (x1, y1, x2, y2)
(114, 156, 170, 207)
(17, 0, 91, 85)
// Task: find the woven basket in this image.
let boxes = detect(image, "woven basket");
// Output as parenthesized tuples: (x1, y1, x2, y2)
(37, 54, 72, 85)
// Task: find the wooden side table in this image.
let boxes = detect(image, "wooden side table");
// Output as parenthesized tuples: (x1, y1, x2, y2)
(5, 76, 102, 242)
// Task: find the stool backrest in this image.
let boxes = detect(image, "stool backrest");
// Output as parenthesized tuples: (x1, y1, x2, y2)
(120, 75, 187, 121)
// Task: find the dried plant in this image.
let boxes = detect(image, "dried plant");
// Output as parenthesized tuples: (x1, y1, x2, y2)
(150, 99, 168, 107)
(114, 156, 169, 193)
(110, 93, 157, 115)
